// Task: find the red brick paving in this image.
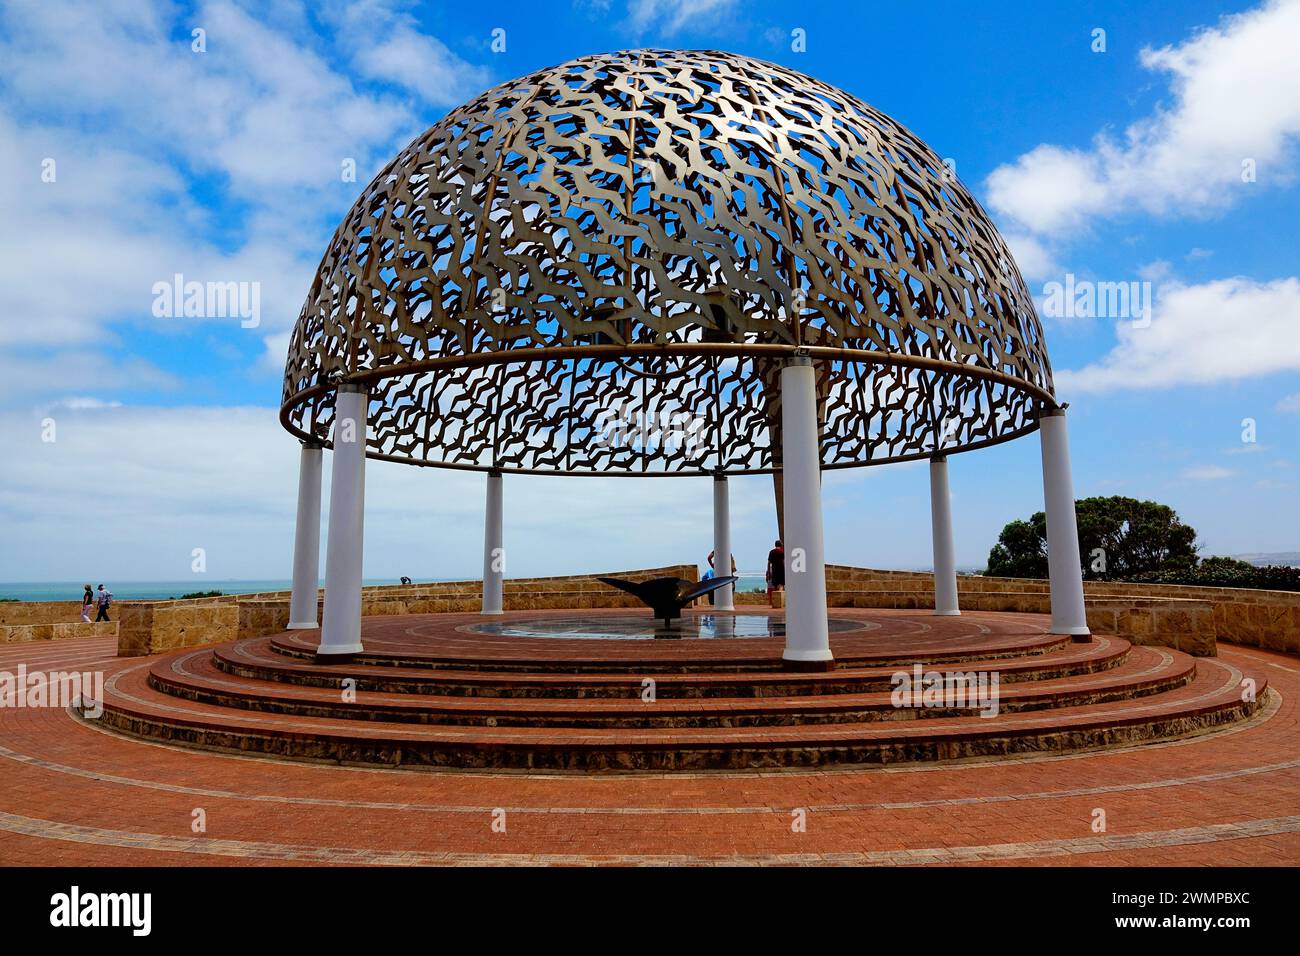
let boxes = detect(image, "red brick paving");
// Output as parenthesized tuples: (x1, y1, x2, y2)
(0, 613, 1296, 866)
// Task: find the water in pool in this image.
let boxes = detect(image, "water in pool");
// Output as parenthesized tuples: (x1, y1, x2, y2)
(461, 614, 864, 640)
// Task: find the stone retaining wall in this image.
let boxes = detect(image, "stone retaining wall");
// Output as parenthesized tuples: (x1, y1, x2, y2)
(14, 563, 1281, 660)
(824, 565, 1294, 656)
(117, 601, 241, 657)
(1084, 597, 1217, 657)
(1, 621, 117, 644)
(0, 601, 84, 625)
(114, 565, 697, 657)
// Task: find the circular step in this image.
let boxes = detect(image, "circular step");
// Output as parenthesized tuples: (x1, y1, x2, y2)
(151, 643, 1194, 728)
(86, 610, 1268, 772)
(214, 632, 1127, 699)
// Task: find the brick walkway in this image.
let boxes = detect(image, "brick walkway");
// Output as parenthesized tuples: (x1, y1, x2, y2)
(0, 622, 1297, 866)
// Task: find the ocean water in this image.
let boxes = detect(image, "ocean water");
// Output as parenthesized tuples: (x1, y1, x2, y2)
(0, 579, 404, 602)
(0, 573, 773, 603)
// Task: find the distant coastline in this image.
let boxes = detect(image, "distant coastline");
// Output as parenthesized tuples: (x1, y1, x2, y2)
(7, 558, 1289, 604)
(5, 573, 766, 602)
(1, 574, 773, 603)
(0, 579, 445, 603)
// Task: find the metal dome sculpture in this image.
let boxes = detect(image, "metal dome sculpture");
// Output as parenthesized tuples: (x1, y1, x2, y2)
(283, 49, 1089, 669)
(281, 48, 1057, 477)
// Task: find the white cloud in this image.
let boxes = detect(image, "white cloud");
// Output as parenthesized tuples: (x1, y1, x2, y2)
(1003, 232, 1059, 284)
(0, 113, 314, 347)
(323, 0, 493, 106)
(1055, 276, 1300, 394)
(1183, 465, 1237, 481)
(1254, 477, 1293, 489)
(626, 0, 737, 34)
(1277, 392, 1300, 412)
(0, 404, 773, 581)
(0, 1, 486, 401)
(988, 146, 1110, 235)
(50, 397, 124, 410)
(987, 0, 1300, 235)
(0, 351, 178, 402)
(0, 1, 415, 194)
(260, 332, 294, 376)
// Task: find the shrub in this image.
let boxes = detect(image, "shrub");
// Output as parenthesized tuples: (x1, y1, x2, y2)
(1128, 559, 1300, 592)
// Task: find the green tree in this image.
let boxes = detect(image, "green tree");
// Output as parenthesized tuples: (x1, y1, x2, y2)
(985, 516, 1048, 578)
(985, 496, 1198, 580)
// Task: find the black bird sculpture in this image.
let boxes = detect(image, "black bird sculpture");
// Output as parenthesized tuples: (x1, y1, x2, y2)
(598, 575, 738, 628)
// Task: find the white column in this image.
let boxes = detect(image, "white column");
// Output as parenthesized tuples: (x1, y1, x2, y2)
(481, 469, 504, 614)
(1040, 408, 1090, 637)
(780, 355, 833, 666)
(712, 474, 734, 611)
(287, 442, 323, 628)
(929, 454, 960, 616)
(318, 385, 368, 657)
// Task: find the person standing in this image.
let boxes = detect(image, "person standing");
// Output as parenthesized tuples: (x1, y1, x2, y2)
(94, 584, 113, 622)
(706, 550, 737, 606)
(80, 585, 93, 623)
(766, 539, 785, 607)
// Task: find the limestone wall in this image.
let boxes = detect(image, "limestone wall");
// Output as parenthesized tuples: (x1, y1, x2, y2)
(824, 565, 1295, 656)
(114, 565, 698, 657)
(1, 621, 117, 644)
(6, 563, 1290, 660)
(0, 601, 85, 625)
(1084, 597, 1217, 657)
(117, 600, 241, 657)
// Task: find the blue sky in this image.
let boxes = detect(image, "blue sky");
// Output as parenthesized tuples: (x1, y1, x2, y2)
(0, 0, 1297, 584)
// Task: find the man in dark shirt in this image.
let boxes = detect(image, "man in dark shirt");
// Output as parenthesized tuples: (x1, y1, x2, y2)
(766, 539, 785, 606)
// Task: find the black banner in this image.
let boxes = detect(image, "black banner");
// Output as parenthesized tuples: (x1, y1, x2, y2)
(0, 866, 1283, 943)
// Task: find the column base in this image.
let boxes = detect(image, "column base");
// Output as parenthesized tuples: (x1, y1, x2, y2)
(286, 621, 319, 630)
(1052, 624, 1092, 643)
(934, 609, 962, 617)
(781, 657, 836, 672)
(479, 609, 504, 616)
(1051, 625, 1091, 636)
(315, 643, 364, 662)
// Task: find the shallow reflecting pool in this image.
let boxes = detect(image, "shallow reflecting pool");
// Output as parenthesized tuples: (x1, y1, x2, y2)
(460, 614, 865, 640)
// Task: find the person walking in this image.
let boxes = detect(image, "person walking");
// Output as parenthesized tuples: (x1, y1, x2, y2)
(766, 539, 785, 607)
(80, 584, 93, 623)
(94, 584, 113, 622)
